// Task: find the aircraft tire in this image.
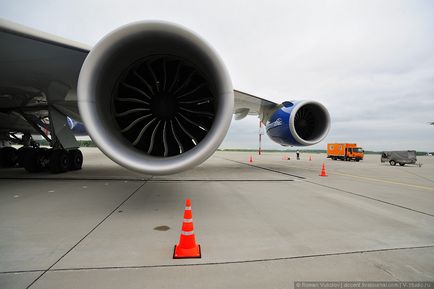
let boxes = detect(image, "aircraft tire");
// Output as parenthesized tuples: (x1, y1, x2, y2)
(69, 149, 83, 170)
(49, 149, 71, 173)
(0, 147, 18, 167)
(23, 149, 45, 172)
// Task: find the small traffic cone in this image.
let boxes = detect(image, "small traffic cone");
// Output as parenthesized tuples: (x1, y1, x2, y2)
(309, 156, 312, 161)
(319, 163, 327, 177)
(249, 155, 253, 163)
(173, 199, 201, 259)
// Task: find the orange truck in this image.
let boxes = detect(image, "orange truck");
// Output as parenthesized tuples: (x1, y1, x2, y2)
(327, 143, 364, 161)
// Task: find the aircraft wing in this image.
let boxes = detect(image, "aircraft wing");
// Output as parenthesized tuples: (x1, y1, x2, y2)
(0, 19, 90, 122)
(1, 18, 277, 128)
(233, 90, 278, 120)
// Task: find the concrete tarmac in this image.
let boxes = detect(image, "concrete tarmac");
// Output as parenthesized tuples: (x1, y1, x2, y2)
(1, 148, 433, 289)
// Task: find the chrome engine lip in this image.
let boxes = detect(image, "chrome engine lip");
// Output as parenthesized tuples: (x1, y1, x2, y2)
(78, 21, 233, 175)
(288, 100, 331, 146)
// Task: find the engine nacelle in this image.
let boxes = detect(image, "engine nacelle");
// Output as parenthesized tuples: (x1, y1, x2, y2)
(265, 100, 330, 146)
(78, 22, 233, 175)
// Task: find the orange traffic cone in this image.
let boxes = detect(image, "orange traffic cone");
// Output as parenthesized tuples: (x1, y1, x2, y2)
(173, 199, 201, 259)
(249, 155, 253, 163)
(319, 163, 327, 177)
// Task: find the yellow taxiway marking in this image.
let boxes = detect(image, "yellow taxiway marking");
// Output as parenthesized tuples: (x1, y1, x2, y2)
(334, 172, 434, 192)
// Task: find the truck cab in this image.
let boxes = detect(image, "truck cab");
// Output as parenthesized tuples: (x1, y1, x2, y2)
(346, 147, 364, 161)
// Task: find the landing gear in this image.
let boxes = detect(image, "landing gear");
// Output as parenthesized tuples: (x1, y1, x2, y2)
(20, 147, 83, 173)
(23, 148, 48, 172)
(3, 84, 82, 174)
(0, 147, 18, 167)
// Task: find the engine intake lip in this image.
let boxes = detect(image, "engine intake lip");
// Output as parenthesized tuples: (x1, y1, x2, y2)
(289, 100, 330, 146)
(78, 21, 233, 175)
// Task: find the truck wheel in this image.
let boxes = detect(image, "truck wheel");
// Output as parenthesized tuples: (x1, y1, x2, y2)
(399, 163, 405, 166)
(356, 159, 360, 162)
(389, 160, 396, 166)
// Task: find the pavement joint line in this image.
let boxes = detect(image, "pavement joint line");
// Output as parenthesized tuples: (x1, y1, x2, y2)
(333, 172, 434, 192)
(25, 181, 148, 289)
(25, 244, 434, 273)
(0, 177, 150, 181)
(218, 157, 306, 179)
(395, 169, 434, 184)
(305, 180, 434, 217)
(147, 179, 295, 182)
(220, 157, 434, 217)
(0, 269, 45, 275)
(239, 161, 434, 190)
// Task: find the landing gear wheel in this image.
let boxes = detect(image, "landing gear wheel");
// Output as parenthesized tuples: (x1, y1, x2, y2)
(0, 147, 18, 167)
(17, 147, 32, 167)
(23, 149, 45, 172)
(69, 149, 83, 170)
(49, 149, 71, 173)
(390, 160, 396, 166)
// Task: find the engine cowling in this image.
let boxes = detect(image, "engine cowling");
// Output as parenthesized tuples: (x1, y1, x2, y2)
(265, 100, 330, 146)
(78, 22, 233, 175)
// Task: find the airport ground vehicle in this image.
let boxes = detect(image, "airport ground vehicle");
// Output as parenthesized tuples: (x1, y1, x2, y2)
(381, 151, 417, 166)
(327, 143, 364, 161)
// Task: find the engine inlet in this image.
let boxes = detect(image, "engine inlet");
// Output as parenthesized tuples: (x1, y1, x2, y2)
(113, 55, 215, 157)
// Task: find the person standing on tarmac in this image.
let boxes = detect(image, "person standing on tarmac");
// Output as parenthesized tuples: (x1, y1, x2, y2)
(296, 150, 300, 160)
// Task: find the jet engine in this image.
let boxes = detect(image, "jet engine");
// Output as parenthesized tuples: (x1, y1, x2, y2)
(78, 22, 233, 175)
(265, 101, 330, 146)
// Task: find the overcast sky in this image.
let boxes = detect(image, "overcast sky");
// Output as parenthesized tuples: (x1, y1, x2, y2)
(1, 0, 433, 151)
